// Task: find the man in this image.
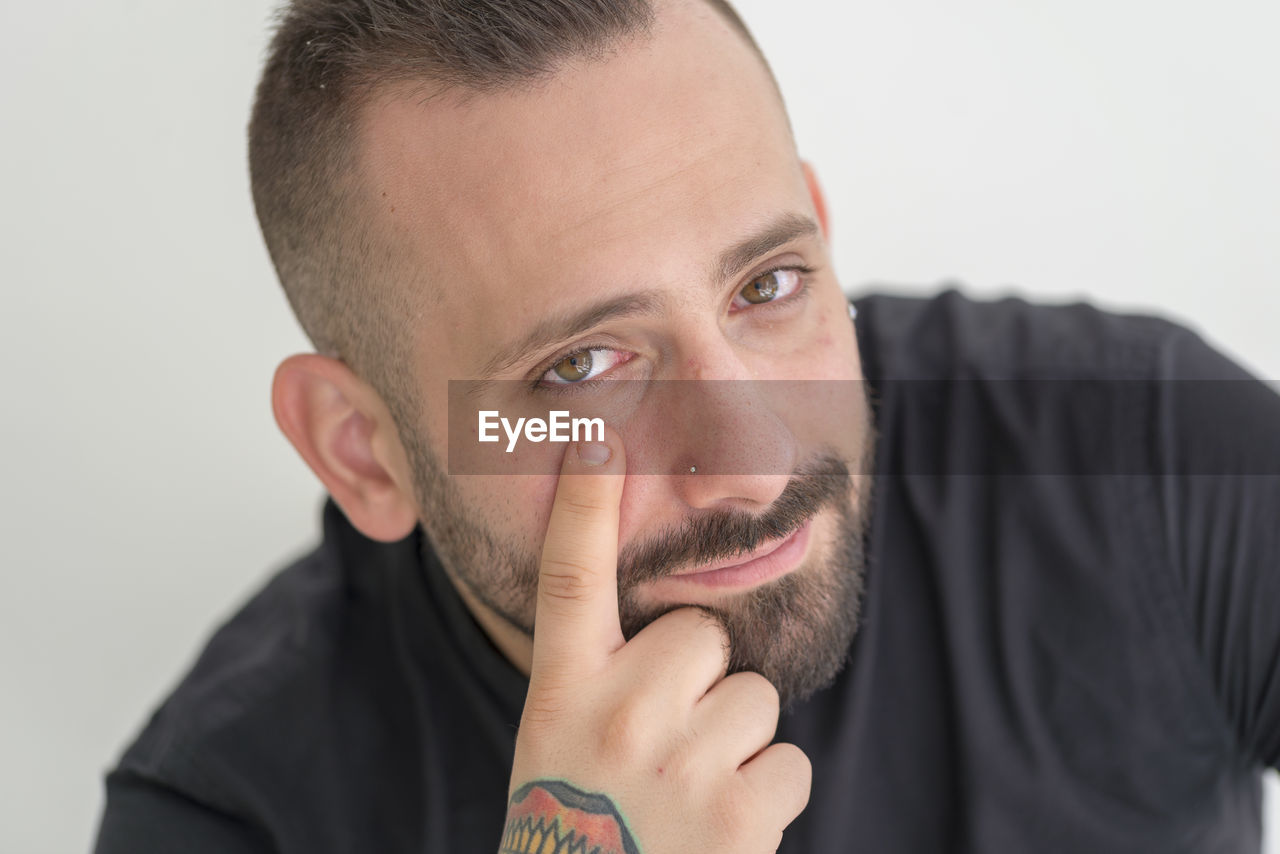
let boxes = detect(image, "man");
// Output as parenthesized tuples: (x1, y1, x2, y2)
(94, 0, 1280, 851)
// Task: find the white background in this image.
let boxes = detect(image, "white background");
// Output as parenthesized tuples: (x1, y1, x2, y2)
(1, 1, 1276, 851)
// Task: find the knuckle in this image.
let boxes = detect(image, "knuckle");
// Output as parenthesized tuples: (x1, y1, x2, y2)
(690, 605, 730, 638)
(709, 786, 755, 841)
(774, 743, 814, 800)
(705, 617, 733, 665)
(681, 607, 731, 663)
(518, 680, 574, 729)
(721, 670, 778, 727)
(558, 495, 609, 519)
(735, 670, 780, 714)
(658, 728, 701, 787)
(519, 698, 564, 729)
(600, 703, 647, 763)
(645, 606, 701, 637)
(538, 560, 597, 601)
(648, 607, 730, 672)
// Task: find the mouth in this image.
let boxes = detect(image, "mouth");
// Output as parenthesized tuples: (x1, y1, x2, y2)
(656, 517, 814, 592)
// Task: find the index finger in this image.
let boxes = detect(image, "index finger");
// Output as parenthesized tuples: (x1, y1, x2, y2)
(531, 428, 627, 681)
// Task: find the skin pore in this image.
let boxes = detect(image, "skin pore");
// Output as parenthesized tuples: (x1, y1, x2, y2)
(272, 0, 876, 709)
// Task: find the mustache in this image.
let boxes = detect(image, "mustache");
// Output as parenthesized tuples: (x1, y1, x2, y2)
(617, 452, 853, 586)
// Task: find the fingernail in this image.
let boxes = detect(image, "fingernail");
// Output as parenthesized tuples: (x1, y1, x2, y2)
(576, 440, 611, 467)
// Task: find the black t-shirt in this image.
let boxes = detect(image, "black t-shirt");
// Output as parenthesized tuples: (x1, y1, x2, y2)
(94, 289, 1280, 853)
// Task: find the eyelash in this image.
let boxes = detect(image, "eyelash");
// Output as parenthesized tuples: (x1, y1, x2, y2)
(529, 342, 625, 396)
(527, 263, 815, 393)
(732, 264, 815, 312)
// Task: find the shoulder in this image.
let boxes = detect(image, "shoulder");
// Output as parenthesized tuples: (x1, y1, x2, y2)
(851, 285, 1276, 470)
(850, 285, 1235, 480)
(114, 537, 349, 810)
(109, 498, 404, 817)
(100, 498, 444, 849)
(852, 284, 1202, 380)
(855, 285, 1280, 772)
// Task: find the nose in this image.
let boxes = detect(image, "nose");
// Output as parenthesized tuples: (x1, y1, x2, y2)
(647, 341, 798, 513)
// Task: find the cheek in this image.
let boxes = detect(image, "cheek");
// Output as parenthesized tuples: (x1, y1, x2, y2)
(807, 296, 862, 382)
(524, 473, 562, 547)
(744, 284, 860, 383)
(505, 467, 658, 573)
(450, 472, 559, 556)
(613, 472, 679, 559)
(800, 308, 866, 455)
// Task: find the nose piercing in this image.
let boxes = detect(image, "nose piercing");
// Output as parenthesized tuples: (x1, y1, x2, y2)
(848, 302, 858, 320)
(690, 466, 697, 473)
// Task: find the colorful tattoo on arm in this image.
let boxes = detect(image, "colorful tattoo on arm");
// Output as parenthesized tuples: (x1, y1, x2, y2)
(500, 780, 641, 854)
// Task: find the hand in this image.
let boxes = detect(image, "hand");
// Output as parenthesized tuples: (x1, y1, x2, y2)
(500, 430, 811, 854)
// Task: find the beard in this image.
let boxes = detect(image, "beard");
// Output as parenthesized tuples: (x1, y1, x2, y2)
(400, 421, 877, 711)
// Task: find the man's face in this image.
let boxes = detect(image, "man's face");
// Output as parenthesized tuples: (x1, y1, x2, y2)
(360, 0, 875, 707)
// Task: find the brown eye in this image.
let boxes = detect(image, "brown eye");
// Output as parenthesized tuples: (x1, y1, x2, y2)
(540, 348, 630, 387)
(741, 271, 781, 304)
(731, 268, 805, 311)
(552, 350, 593, 382)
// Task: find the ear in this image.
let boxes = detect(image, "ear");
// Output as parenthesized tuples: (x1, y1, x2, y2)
(801, 160, 830, 240)
(271, 353, 420, 542)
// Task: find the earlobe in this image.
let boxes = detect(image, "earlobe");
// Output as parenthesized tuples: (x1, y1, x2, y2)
(801, 160, 830, 240)
(271, 353, 420, 543)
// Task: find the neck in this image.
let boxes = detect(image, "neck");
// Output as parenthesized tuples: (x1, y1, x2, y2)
(439, 562, 535, 678)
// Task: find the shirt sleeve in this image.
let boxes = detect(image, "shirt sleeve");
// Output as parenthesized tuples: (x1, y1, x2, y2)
(93, 770, 277, 854)
(1152, 322, 1280, 770)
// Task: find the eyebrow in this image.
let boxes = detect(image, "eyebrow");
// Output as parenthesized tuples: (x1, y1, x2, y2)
(713, 211, 821, 285)
(473, 211, 822, 384)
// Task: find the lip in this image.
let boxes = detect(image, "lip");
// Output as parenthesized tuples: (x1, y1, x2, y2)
(659, 518, 813, 591)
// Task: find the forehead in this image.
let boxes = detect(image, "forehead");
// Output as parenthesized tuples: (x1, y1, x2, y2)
(358, 0, 806, 369)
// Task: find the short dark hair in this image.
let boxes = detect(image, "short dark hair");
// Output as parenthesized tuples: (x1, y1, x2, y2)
(248, 0, 768, 432)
